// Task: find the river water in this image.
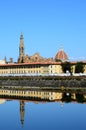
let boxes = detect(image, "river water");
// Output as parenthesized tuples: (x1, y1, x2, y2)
(0, 89, 86, 130)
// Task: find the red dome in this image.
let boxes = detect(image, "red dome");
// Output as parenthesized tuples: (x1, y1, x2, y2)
(55, 49, 68, 61)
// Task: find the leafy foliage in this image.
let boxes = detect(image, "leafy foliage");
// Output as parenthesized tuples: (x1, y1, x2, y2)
(61, 61, 72, 73)
(75, 62, 84, 73)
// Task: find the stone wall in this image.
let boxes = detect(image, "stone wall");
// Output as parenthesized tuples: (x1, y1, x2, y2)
(0, 76, 86, 88)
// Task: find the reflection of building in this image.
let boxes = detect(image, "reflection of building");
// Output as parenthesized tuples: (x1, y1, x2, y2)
(0, 87, 86, 103)
(0, 88, 86, 102)
(0, 99, 6, 104)
(0, 88, 63, 101)
(0, 89, 86, 126)
(20, 100, 25, 126)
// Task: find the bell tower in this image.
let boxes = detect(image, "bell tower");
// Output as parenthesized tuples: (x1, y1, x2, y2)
(18, 33, 25, 63)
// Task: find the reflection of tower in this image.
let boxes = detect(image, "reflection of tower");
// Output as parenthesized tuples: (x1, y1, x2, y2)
(18, 33, 25, 63)
(60, 101, 64, 107)
(20, 100, 25, 126)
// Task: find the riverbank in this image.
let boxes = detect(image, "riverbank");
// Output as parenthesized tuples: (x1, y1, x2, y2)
(0, 76, 86, 88)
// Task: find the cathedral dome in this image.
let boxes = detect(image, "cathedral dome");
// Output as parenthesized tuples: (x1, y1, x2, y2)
(55, 47, 68, 61)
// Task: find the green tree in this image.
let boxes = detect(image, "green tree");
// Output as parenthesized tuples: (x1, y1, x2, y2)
(61, 61, 72, 73)
(75, 62, 84, 73)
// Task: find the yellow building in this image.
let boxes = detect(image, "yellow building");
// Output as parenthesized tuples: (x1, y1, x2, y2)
(0, 62, 62, 76)
(0, 33, 86, 76)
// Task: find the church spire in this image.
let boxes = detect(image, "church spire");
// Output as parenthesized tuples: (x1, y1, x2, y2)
(18, 33, 25, 63)
(20, 32, 24, 40)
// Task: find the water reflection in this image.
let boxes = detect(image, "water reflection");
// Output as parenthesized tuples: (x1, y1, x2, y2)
(0, 87, 86, 127)
(0, 87, 86, 103)
(20, 100, 25, 126)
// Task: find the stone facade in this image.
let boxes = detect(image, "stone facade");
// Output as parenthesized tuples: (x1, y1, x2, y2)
(23, 53, 54, 63)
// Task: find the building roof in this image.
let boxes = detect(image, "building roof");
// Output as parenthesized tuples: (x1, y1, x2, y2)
(55, 47, 68, 61)
(0, 60, 86, 67)
(0, 62, 62, 67)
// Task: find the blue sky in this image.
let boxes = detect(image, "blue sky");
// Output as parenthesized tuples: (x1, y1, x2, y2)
(0, 0, 86, 62)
